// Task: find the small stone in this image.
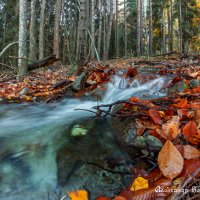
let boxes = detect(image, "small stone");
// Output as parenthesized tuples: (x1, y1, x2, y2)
(190, 79, 200, 88)
(145, 135, 163, 149)
(132, 136, 147, 148)
(123, 127, 137, 145)
(19, 88, 29, 95)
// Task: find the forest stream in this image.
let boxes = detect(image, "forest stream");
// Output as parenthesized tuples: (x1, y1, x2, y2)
(0, 73, 169, 200)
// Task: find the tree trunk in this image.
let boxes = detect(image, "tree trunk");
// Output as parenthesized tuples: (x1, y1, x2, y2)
(115, 0, 119, 58)
(104, 0, 114, 60)
(76, 0, 86, 63)
(124, 0, 127, 57)
(29, 0, 37, 63)
(136, 0, 141, 56)
(18, 0, 28, 75)
(162, 4, 166, 53)
(90, 0, 95, 59)
(53, 0, 62, 58)
(98, 0, 102, 58)
(39, 0, 46, 60)
(140, 0, 143, 55)
(178, 0, 183, 53)
(148, 0, 153, 56)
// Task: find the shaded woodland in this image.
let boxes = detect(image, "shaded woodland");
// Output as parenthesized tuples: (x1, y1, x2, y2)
(0, 0, 199, 75)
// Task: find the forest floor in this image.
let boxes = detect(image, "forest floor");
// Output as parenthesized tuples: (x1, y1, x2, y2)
(0, 54, 200, 200)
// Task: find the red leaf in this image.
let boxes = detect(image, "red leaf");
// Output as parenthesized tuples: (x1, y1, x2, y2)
(149, 109, 163, 125)
(126, 68, 138, 78)
(179, 159, 200, 178)
(182, 121, 198, 144)
(96, 197, 112, 200)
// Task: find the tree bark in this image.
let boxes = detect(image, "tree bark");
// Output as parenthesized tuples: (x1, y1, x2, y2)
(178, 0, 183, 53)
(162, 4, 166, 53)
(18, 0, 28, 75)
(53, 0, 62, 58)
(39, 0, 46, 60)
(124, 0, 127, 57)
(29, 0, 37, 63)
(104, 0, 114, 60)
(115, 0, 119, 57)
(148, 0, 153, 56)
(28, 55, 59, 71)
(97, 0, 102, 58)
(90, 0, 95, 59)
(136, 0, 141, 56)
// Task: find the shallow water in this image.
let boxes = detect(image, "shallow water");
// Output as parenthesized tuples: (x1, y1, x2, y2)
(0, 74, 169, 199)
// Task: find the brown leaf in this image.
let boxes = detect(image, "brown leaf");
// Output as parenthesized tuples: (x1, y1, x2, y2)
(149, 109, 163, 125)
(183, 145, 200, 159)
(161, 116, 180, 140)
(158, 140, 184, 179)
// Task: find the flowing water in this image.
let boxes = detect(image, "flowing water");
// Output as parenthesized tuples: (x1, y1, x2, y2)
(0, 74, 169, 200)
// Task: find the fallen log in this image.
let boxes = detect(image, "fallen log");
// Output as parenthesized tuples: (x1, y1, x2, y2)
(28, 54, 59, 71)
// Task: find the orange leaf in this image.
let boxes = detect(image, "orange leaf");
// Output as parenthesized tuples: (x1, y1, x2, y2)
(173, 99, 188, 109)
(161, 116, 180, 140)
(183, 145, 200, 159)
(149, 109, 163, 125)
(67, 190, 88, 200)
(158, 140, 184, 179)
(192, 86, 200, 93)
(182, 121, 198, 144)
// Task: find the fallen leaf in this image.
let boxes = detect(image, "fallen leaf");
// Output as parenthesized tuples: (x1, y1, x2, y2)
(130, 177, 149, 192)
(149, 109, 163, 125)
(182, 121, 198, 144)
(67, 190, 88, 200)
(96, 197, 112, 200)
(179, 159, 200, 177)
(173, 99, 188, 109)
(161, 116, 180, 140)
(158, 140, 184, 179)
(133, 177, 172, 200)
(183, 145, 200, 159)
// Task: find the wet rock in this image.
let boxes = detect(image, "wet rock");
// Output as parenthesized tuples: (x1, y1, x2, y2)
(71, 72, 87, 91)
(145, 135, 163, 149)
(132, 136, 147, 148)
(19, 88, 29, 96)
(56, 119, 128, 199)
(190, 79, 200, 88)
(168, 81, 188, 94)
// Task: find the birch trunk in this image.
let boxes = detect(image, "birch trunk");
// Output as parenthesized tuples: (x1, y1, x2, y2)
(18, 0, 28, 75)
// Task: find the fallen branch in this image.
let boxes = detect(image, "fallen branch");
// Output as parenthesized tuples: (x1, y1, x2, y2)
(0, 41, 18, 58)
(28, 54, 59, 71)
